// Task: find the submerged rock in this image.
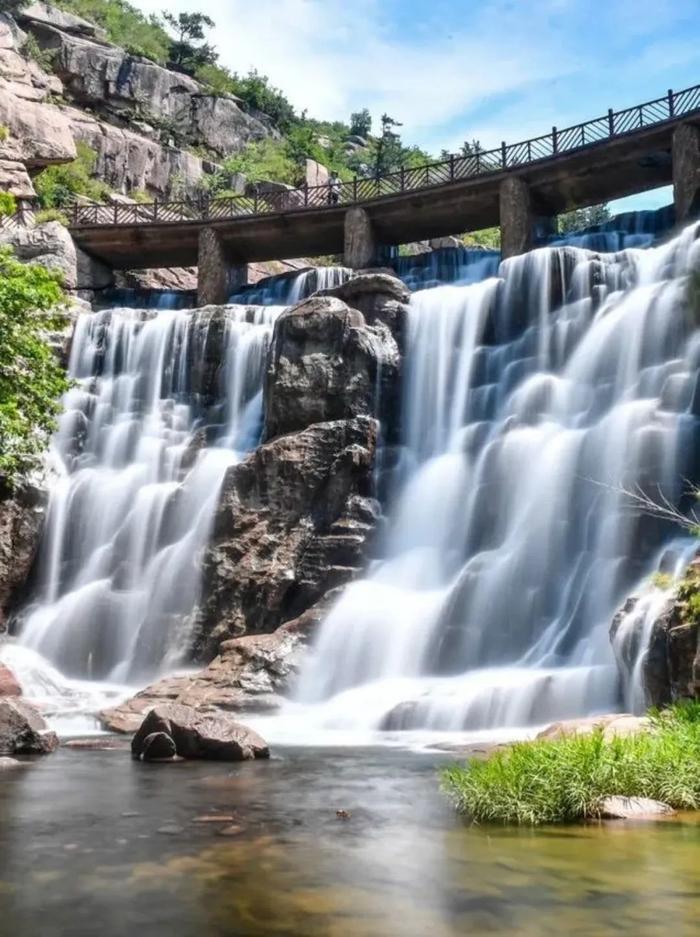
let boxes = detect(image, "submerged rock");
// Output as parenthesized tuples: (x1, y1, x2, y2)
(599, 796, 675, 819)
(0, 698, 58, 755)
(131, 704, 269, 762)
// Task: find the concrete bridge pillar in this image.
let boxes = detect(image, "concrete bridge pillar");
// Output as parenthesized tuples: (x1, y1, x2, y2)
(344, 206, 380, 269)
(197, 228, 247, 306)
(499, 176, 533, 259)
(672, 123, 700, 224)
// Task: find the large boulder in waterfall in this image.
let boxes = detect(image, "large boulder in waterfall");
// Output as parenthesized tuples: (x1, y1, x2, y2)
(610, 559, 700, 707)
(263, 295, 400, 441)
(194, 418, 380, 656)
(131, 704, 269, 762)
(0, 699, 58, 755)
(0, 220, 77, 288)
(318, 272, 409, 343)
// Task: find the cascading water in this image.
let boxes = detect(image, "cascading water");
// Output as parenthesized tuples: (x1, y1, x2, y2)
(6, 303, 281, 728)
(229, 265, 352, 305)
(266, 223, 700, 743)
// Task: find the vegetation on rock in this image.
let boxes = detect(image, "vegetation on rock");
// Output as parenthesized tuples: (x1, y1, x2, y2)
(34, 141, 110, 208)
(0, 191, 16, 217)
(0, 247, 68, 484)
(442, 702, 700, 824)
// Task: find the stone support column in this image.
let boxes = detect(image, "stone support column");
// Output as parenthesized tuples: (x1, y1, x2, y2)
(672, 123, 700, 224)
(197, 227, 247, 305)
(344, 206, 380, 269)
(499, 176, 533, 260)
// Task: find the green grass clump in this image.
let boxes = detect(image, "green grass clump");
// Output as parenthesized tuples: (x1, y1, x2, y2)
(34, 207, 69, 225)
(442, 702, 700, 825)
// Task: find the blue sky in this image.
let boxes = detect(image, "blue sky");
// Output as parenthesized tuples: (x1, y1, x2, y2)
(137, 0, 700, 211)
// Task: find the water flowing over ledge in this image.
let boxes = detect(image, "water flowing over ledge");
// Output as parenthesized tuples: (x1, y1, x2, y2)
(255, 222, 700, 744)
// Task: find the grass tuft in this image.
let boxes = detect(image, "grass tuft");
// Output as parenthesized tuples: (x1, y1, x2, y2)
(441, 702, 700, 825)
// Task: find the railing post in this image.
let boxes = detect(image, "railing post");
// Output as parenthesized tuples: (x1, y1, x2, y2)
(254, 192, 258, 214)
(400, 166, 405, 191)
(581, 124, 585, 145)
(668, 89, 674, 118)
(113, 202, 118, 225)
(353, 176, 358, 202)
(527, 140, 531, 162)
(153, 201, 158, 222)
(476, 151, 480, 175)
(639, 105, 643, 127)
(450, 154, 455, 181)
(552, 126, 557, 155)
(304, 184, 308, 207)
(501, 140, 507, 168)
(425, 164, 429, 186)
(608, 108, 614, 135)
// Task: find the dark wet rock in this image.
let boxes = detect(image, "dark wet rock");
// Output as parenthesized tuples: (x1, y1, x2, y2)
(599, 796, 675, 819)
(263, 295, 400, 441)
(0, 698, 58, 755)
(0, 662, 21, 697)
(131, 703, 269, 761)
(194, 418, 380, 656)
(139, 731, 177, 762)
(0, 482, 46, 629)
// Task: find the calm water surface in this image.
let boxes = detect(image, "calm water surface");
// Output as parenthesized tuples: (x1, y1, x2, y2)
(0, 746, 699, 936)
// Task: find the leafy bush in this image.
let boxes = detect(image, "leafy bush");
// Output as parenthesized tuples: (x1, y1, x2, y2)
(34, 141, 110, 208)
(0, 125, 9, 143)
(0, 247, 69, 484)
(34, 208, 69, 225)
(0, 191, 16, 218)
(207, 139, 298, 189)
(21, 34, 56, 73)
(127, 189, 153, 204)
(441, 702, 700, 824)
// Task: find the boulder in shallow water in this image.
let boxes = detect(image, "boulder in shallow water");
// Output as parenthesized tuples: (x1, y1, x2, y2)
(599, 796, 675, 819)
(139, 731, 177, 762)
(131, 704, 269, 762)
(0, 699, 58, 755)
(0, 662, 21, 697)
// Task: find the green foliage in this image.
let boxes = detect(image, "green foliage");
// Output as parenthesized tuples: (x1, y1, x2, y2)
(128, 188, 153, 204)
(462, 227, 501, 250)
(0, 247, 69, 484)
(0, 125, 9, 143)
(21, 34, 56, 73)
(0, 191, 16, 218)
(558, 203, 611, 235)
(34, 207, 69, 225)
(349, 109, 372, 138)
(162, 11, 216, 74)
(54, 0, 171, 63)
(441, 702, 700, 825)
(34, 141, 110, 208)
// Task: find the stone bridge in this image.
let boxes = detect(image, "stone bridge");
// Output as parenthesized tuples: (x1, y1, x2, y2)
(46, 84, 700, 302)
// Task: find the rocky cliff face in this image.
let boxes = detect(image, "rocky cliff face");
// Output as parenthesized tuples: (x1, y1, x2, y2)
(0, 483, 46, 631)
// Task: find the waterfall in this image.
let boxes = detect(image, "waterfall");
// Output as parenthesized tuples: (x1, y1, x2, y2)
(229, 265, 352, 305)
(15, 304, 281, 688)
(283, 223, 700, 739)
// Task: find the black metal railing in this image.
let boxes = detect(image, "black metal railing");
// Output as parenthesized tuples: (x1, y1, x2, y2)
(30, 81, 700, 230)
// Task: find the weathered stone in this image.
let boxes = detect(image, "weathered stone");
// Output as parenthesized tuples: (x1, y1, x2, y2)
(0, 157, 34, 197)
(0, 484, 46, 629)
(18, 2, 107, 40)
(100, 601, 328, 731)
(131, 704, 269, 761)
(264, 296, 400, 440)
(33, 24, 269, 157)
(429, 235, 462, 250)
(197, 228, 245, 306)
(194, 418, 380, 656)
(537, 714, 652, 742)
(75, 244, 113, 290)
(599, 796, 675, 819)
(673, 123, 700, 223)
(0, 219, 77, 287)
(305, 158, 329, 188)
(139, 731, 177, 762)
(116, 266, 197, 292)
(500, 175, 532, 259)
(0, 698, 58, 754)
(0, 662, 21, 697)
(317, 271, 409, 341)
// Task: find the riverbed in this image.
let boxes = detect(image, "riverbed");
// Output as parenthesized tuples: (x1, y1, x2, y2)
(1, 746, 699, 936)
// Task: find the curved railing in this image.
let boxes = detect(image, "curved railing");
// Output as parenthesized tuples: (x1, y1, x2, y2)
(54, 82, 700, 228)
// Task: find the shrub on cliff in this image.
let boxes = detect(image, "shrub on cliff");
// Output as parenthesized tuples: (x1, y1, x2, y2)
(0, 247, 69, 484)
(442, 702, 700, 824)
(34, 142, 110, 209)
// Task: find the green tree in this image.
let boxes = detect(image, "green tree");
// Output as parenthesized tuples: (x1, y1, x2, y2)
(0, 247, 69, 484)
(162, 11, 216, 74)
(34, 142, 110, 208)
(349, 108, 372, 138)
(373, 113, 403, 176)
(558, 203, 611, 234)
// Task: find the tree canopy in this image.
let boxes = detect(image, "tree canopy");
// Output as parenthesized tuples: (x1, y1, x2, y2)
(0, 248, 69, 484)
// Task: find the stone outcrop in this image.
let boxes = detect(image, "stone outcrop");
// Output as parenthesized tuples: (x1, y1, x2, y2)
(0, 484, 46, 630)
(264, 295, 400, 440)
(536, 714, 652, 742)
(100, 602, 327, 732)
(195, 417, 379, 657)
(0, 218, 77, 286)
(19, 2, 106, 41)
(131, 703, 269, 761)
(0, 698, 58, 754)
(0, 15, 75, 171)
(32, 23, 270, 158)
(318, 271, 409, 346)
(610, 560, 700, 708)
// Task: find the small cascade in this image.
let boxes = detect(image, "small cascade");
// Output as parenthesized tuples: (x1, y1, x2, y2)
(96, 288, 196, 310)
(275, 223, 700, 741)
(229, 265, 352, 305)
(14, 304, 281, 693)
(394, 247, 500, 292)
